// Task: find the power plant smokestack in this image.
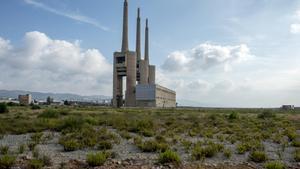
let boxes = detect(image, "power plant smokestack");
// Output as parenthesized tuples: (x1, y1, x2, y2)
(136, 8, 141, 61)
(121, 0, 129, 52)
(145, 19, 149, 61)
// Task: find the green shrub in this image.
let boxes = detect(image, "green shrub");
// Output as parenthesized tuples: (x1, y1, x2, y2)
(18, 144, 26, 154)
(192, 143, 224, 160)
(0, 145, 9, 155)
(295, 149, 300, 162)
(38, 109, 60, 118)
(139, 140, 169, 152)
(264, 161, 285, 169)
(86, 152, 109, 166)
(249, 151, 268, 163)
(31, 132, 44, 144)
(158, 150, 181, 164)
(0, 103, 8, 114)
(97, 141, 113, 150)
(119, 131, 132, 139)
(31, 105, 41, 110)
(223, 148, 232, 159)
(228, 112, 239, 120)
(33, 147, 39, 158)
(61, 139, 80, 152)
(59, 116, 85, 132)
(40, 155, 52, 166)
(28, 159, 44, 169)
(0, 155, 16, 169)
(257, 110, 275, 119)
(292, 140, 300, 147)
(28, 142, 37, 151)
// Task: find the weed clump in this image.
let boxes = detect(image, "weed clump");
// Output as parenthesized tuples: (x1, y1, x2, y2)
(295, 149, 300, 162)
(97, 141, 113, 150)
(0, 103, 8, 114)
(223, 148, 232, 159)
(249, 151, 268, 163)
(138, 140, 169, 152)
(0, 145, 9, 155)
(28, 159, 44, 169)
(192, 142, 224, 160)
(264, 161, 285, 169)
(158, 150, 181, 164)
(86, 152, 109, 167)
(0, 155, 16, 169)
(60, 139, 80, 152)
(257, 110, 276, 119)
(38, 109, 61, 118)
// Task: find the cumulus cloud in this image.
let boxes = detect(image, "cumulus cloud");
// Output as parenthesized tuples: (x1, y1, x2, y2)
(290, 10, 300, 34)
(290, 23, 300, 34)
(162, 43, 252, 72)
(0, 31, 112, 95)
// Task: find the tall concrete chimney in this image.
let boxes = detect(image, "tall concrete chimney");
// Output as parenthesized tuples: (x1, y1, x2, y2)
(121, 0, 129, 52)
(136, 8, 141, 61)
(145, 19, 149, 61)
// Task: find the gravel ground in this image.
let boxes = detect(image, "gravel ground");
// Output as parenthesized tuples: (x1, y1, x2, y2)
(0, 130, 299, 169)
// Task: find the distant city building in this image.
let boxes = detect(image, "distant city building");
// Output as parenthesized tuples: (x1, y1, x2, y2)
(18, 94, 32, 105)
(281, 105, 295, 110)
(112, 0, 176, 108)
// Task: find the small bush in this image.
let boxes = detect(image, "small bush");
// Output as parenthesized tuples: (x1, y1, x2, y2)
(31, 105, 41, 110)
(139, 140, 169, 152)
(0, 155, 16, 169)
(40, 155, 52, 166)
(18, 144, 26, 154)
(38, 109, 60, 118)
(61, 139, 80, 152)
(31, 132, 44, 144)
(86, 152, 109, 167)
(28, 159, 44, 169)
(0, 103, 8, 114)
(295, 149, 300, 162)
(158, 150, 181, 164)
(59, 116, 85, 132)
(249, 151, 268, 163)
(223, 148, 232, 159)
(257, 110, 275, 119)
(228, 112, 239, 120)
(97, 141, 113, 150)
(292, 140, 300, 147)
(0, 145, 9, 155)
(119, 131, 132, 139)
(264, 161, 285, 169)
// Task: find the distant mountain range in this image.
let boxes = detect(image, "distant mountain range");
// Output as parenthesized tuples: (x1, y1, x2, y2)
(0, 90, 111, 102)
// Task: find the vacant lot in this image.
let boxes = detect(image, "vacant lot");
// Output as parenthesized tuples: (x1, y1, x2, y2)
(0, 105, 299, 169)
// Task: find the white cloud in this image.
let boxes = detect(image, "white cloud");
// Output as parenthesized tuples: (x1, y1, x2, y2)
(0, 31, 112, 96)
(290, 23, 300, 34)
(162, 43, 252, 72)
(24, 0, 109, 31)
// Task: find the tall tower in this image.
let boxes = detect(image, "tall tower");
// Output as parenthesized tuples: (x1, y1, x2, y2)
(136, 8, 141, 61)
(145, 19, 149, 61)
(113, 0, 136, 107)
(121, 0, 129, 52)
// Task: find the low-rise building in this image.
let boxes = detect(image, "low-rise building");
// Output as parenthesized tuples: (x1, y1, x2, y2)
(18, 94, 32, 105)
(281, 105, 295, 110)
(136, 84, 176, 108)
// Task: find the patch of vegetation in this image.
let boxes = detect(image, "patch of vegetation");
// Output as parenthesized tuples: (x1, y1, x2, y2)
(97, 140, 113, 150)
(18, 144, 26, 154)
(228, 111, 239, 120)
(0, 103, 9, 114)
(264, 161, 285, 169)
(119, 130, 132, 139)
(257, 110, 276, 119)
(86, 152, 109, 167)
(192, 142, 224, 160)
(295, 149, 300, 162)
(31, 105, 41, 110)
(60, 139, 81, 152)
(223, 148, 232, 159)
(28, 159, 44, 169)
(249, 151, 268, 163)
(137, 140, 169, 152)
(158, 150, 181, 164)
(0, 145, 9, 155)
(292, 140, 300, 147)
(0, 155, 16, 169)
(38, 109, 61, 118)
(31, 132, 44, 144)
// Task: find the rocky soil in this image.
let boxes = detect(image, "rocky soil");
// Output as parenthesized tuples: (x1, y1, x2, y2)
(0, 130, 299, 169)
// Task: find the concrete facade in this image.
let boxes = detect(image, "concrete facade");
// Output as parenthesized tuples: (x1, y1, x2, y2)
(18, 94, 32, 105)
(136, 84, 176, 108)
(112, 0, 176, 108)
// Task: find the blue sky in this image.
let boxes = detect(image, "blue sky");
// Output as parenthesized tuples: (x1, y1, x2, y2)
(0, 0, 300, 107)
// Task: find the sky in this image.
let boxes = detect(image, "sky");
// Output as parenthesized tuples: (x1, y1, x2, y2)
(0, 0, 300, 107)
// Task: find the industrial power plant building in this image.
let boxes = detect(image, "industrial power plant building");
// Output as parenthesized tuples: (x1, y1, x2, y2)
(113, 0, 176, 108)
